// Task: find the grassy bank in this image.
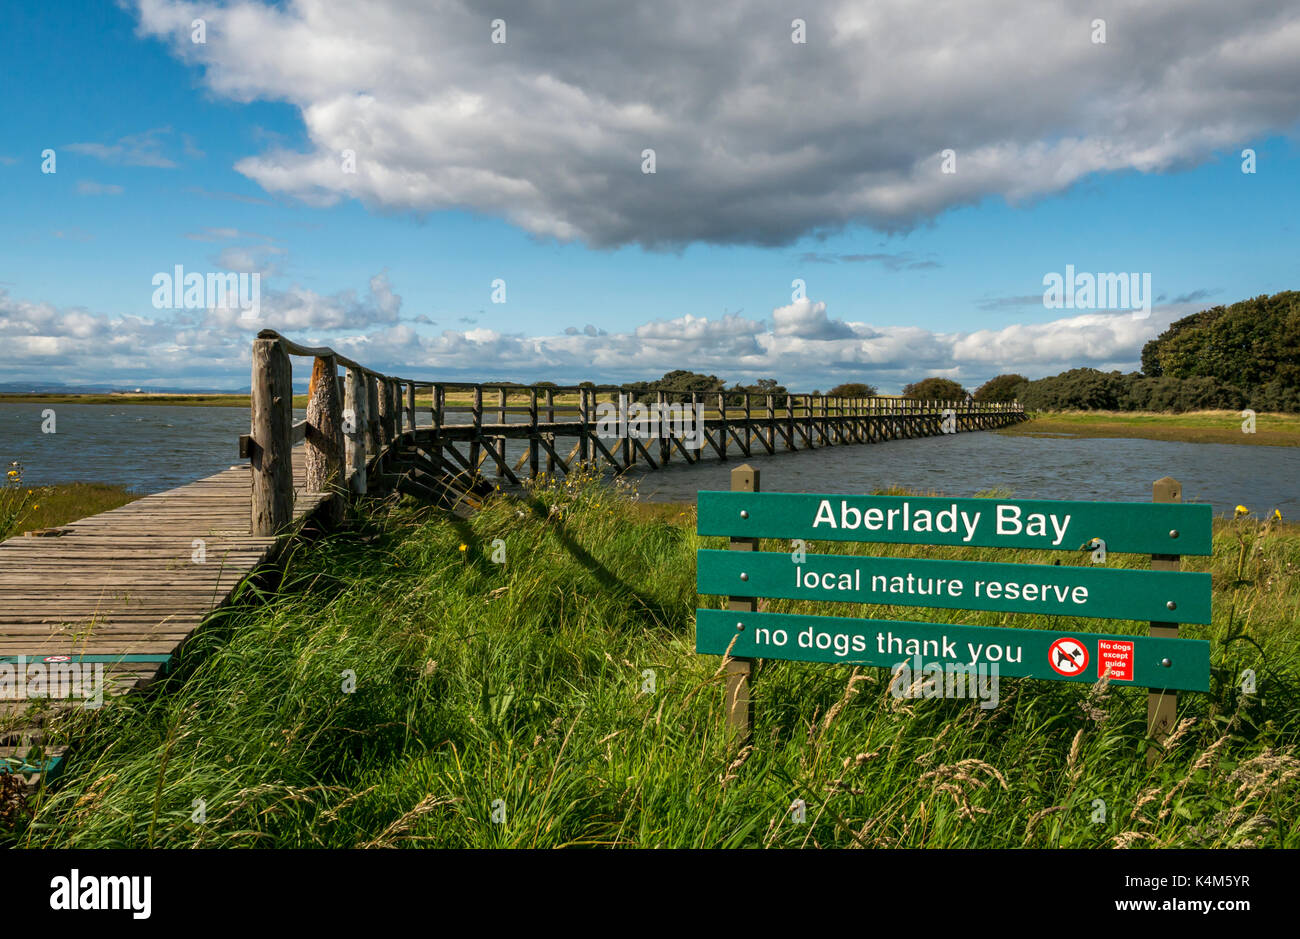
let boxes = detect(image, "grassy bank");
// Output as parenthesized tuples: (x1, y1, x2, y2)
(1, 469, 139, 539)
(1000, 410, 1300, 447)
(0, 393, 251, 408)
(8, 474, 1299, 847)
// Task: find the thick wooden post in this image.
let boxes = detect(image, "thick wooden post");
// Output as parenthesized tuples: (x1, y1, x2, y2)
(1147, 476, 1183, 765)
(344, 366, 368, 495)
(305, 355, 345, 524)
(406, 382, 416, 435)
(250, 335, 293, 536)
(725, 464, 759, 742)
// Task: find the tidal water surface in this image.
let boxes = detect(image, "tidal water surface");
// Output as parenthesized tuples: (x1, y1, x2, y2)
(2, 403, 1295, 517)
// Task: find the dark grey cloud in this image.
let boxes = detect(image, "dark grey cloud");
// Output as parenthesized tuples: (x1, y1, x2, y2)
(134, 0, 1300, 248)
(977, 294, 1047, 311)
(798, 251, 941, 271)
(1170, 288, 1221, 305)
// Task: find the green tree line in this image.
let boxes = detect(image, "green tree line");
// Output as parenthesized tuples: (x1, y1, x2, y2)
(607, 290, 1298, 413)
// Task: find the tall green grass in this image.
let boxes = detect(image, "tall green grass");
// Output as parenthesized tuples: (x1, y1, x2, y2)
(10, 472, 1299, 847)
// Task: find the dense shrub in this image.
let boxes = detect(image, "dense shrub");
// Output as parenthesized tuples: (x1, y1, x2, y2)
(901, 377, 967, 400)
(973, 374, 1028, 402)
(828, 382, 879, 397)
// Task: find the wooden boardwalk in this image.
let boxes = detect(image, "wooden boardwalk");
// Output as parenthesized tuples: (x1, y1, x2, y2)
(0, 329, 1026, 783)
(0, 449, 327, 780)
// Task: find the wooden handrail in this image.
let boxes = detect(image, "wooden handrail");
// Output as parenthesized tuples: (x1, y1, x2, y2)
(245, 330, 1024, 535)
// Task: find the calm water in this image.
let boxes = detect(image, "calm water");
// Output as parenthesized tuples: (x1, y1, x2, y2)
(631, 431, 1300, 515)
(2, 403, 1295, 516)
(0, 403, 301, 493)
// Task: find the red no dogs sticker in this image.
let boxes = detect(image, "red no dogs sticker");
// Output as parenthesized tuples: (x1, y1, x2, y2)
(1096, 639, 1134, 681)
(1048, 637, 1089, 677)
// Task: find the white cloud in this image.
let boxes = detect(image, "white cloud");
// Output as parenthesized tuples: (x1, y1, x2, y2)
(66, 127, 180, 169)
(0, 282, 1199, 390)
(130, 0, 1300, 248)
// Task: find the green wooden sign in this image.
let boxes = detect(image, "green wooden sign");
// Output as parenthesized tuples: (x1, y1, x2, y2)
(697, 492, 1213, 555)
(697, 549, 1212, 624)
(696, 608, 1211, 691)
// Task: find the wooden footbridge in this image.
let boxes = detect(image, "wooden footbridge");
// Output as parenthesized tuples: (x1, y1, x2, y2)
(1, 330, 1024, 781)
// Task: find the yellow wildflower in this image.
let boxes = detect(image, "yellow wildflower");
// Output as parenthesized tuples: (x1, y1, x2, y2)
(1273, 509, 1283, 521)
(1234, 505, 1249, 517)
(458, 544, 467, 552)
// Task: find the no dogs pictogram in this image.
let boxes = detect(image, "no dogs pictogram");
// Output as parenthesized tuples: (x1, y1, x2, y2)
(1048, 637, 1088, 677)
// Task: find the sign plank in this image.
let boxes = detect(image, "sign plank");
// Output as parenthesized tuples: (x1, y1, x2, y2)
(696, 549, 1212, 624)
(695, 608, 1211, 691)
(697, 492, 1212, 555)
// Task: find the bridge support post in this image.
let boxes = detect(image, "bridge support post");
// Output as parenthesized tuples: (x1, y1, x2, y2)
(250, 334, 293, 536)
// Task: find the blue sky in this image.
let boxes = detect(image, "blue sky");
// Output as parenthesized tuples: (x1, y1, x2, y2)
(2, 0, 1297, 391)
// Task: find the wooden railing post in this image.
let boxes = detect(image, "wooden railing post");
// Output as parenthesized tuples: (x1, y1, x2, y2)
(344, 366, 368, 495)
(250, 334, 293, 536)
(406, 382, 416, 436)
(305, 354, 345, 524)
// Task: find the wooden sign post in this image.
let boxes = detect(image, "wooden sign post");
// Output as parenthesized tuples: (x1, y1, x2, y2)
(696, 478, 1213, 749)
(1148, 476, 1182, 765)
(726, 465, 758, 742)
